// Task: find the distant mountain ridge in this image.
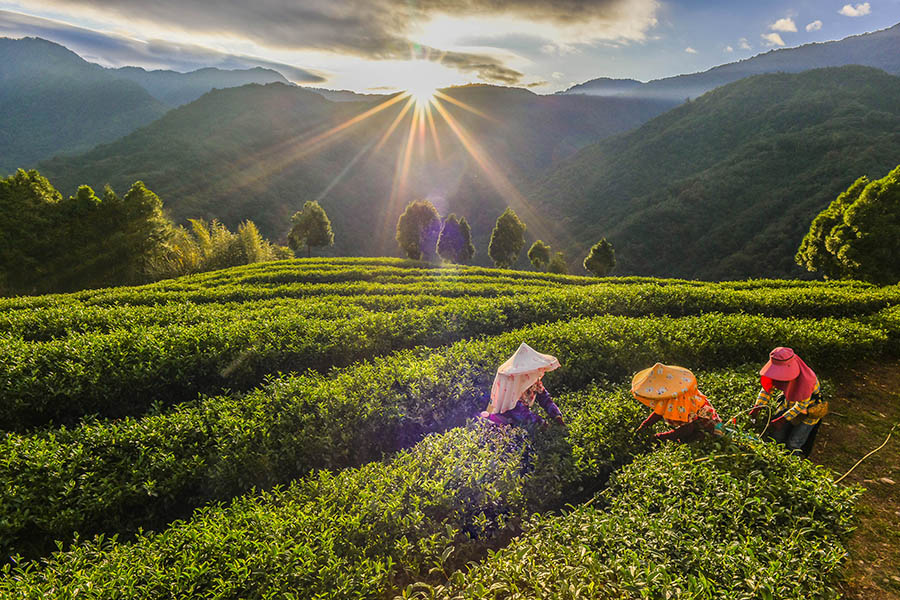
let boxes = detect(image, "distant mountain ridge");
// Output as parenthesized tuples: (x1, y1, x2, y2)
(535, 66, 900, 279)
(0, 36, 297, 173)
(564, 22, 900, 101)
(0, 37, 168, 174)
(113, 65, 290, 107)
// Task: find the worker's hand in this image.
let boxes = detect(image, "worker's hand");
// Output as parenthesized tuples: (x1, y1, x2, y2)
(749, 405, 762, 419)
(769, 415, 786, 430)
(554, 414, 565, 427)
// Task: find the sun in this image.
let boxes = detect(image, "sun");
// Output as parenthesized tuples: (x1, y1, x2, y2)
(407, 82, 438, 106)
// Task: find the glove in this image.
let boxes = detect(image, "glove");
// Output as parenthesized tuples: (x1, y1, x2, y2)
(749, 405, 763, 418)
(554, 414, 566, 427)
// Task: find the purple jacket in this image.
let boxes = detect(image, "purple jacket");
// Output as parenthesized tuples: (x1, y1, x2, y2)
(487, 390, 561, 427)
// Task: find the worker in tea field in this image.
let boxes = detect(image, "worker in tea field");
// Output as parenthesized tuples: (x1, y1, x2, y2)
(479, 342, 565, 428)
(633, 363, 722, 442)
(749, 347, 827, 456)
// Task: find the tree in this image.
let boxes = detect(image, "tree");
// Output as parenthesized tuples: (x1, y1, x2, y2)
(527, 240, 551, 270)
(797, 165, 900, 284)
(458, 217, 475, 264)
(488, 208, 526, 268)
(549, 252, 569, 274)
(289, 200, 334, 258)
(437, 213, 476, 264)
(584, 238, 616, 277)
(396, 200, 441, 260)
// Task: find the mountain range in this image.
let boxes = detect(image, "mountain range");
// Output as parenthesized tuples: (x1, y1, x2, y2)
(3, 25, 900, 279)
(563, 22, 900, 101)
(0, 37, 292, 173)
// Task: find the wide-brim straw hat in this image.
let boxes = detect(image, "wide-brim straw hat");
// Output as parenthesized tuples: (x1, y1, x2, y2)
(760, 347, 801, 381)
(632, 362, 709, 424)
(487, 342, 560, 414)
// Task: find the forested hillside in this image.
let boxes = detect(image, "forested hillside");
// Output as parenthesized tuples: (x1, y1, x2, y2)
(0, 37, 168, 174)
(565, 22, 900, 101)
(534, 66, 900, 279)
(38, 83, 676, 258)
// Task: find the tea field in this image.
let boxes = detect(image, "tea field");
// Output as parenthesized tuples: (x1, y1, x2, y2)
(1, 257, 899, 599)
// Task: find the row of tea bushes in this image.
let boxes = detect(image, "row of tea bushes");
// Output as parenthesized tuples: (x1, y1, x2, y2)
(0, 302, 514, 430)
(0, 312, 883, 559)
(402, 440, 860, 600)
(5, 277, 900, 431)
(0, 369, 763, 597)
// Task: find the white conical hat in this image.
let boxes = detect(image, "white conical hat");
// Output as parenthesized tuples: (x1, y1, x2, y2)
(486, 342, 560, 414)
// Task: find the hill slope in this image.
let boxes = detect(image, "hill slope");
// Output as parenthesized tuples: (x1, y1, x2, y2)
(0, 37, 169, 174)
(565, 23, 900, 101)
(533, 66, 900, 279)
(38, 82, 676, 259)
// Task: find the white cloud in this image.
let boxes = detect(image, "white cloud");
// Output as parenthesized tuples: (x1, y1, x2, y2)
(805, 19, 823, 31)
(739, 37, 751, 50)
(761, 32, 785, 46)
(552, 71, 564, 79)
(771, 17, 797, 32)
(684, 46, 697, 54)
(838, 3, 871, 16)
(724, 45, 733, 52)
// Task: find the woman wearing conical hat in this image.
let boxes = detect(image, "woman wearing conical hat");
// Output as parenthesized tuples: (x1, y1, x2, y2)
(633, 363, 721, 443)
(749, 347, 826, 456)
(480, 342, 565, 428)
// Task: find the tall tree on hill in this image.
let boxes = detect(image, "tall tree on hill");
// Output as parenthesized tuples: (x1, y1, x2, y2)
(584, 239, 616, 277)
(797, 165, 900, 285)
(549, 251, 569, 274)
(488, 208, 526, 268)
(528, 240, 551, 270)
(289, 200, 334, 258)
(0, 169, 61, 294)
(396, 200, 441, 261)
(437, 214, 477, 264)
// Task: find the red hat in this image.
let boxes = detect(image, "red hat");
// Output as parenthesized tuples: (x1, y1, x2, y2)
(760, 347, 800, 381)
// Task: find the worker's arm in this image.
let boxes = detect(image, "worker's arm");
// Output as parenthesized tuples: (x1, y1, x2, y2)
(636, 411, 663, 432)
(535, 389, 563, 424)
(777, 381, 821, 423)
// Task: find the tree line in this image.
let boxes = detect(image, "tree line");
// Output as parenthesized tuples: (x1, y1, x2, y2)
(394, 200, 617, 277)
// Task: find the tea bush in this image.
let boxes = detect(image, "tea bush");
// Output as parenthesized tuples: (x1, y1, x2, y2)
(0, 311, 883, 559)
(402, 440, 860, 600)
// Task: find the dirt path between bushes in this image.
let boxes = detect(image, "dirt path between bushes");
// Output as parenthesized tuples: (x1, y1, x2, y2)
(810, 360, 900, 599)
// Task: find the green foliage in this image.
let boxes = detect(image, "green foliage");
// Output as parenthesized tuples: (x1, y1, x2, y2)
(288, 200, 334, 258)
(548, 251, 569, 274)
(533, 66, 900, 278)
(488, 208, 526, 268)
(437, 214, 475, 264)
(396, 200, 441, 261)
(584, 238, 616, 277)
(410, 440, 859, 600)
(527, 240, 551, 270)
(797, 165, 900, 285)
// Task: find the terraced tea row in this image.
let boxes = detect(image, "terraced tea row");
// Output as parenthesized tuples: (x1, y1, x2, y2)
(402, 441, 858, 600)
(0, 369, 765, 598)
(0, 310, 888, 559)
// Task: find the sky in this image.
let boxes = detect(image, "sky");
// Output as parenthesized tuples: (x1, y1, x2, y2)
(1, 0, 899, 93)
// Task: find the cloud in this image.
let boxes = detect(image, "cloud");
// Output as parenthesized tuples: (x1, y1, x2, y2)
(0, 10, 326, 82)
(770, 17, 797, 32)
(838, 3, 871, 16)
(738, 38, 751, 50)
(724, 45, 733, 52)
(11, 0, 662, 84)
(684, 46, 697, 54)
(551, 71, 564, 79)
(760, 32, 785, 46)
(805, 19, 823, 31)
